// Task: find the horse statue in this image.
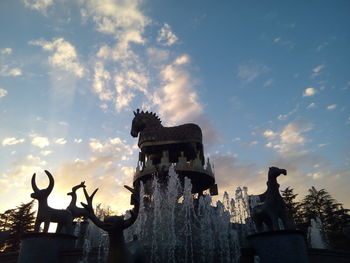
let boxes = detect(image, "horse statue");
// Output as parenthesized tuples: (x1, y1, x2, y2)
(130, 109, 204, 164)
(250, 167, 295, 232)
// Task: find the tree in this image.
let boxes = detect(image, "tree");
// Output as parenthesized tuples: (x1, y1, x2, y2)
(280, 187, 303, 228)
(2, 201, 35, 251)
(300, 186, 350, 231)
(300, 186, 350, 248)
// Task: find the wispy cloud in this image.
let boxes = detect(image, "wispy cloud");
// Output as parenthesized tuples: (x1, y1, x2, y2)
(0, 88, 8, 98)
(80, 0, 149, 53)
(311, 64, 325, 78)
(157, 23, 178, 46)
(307, 102, 316, 109)
(54, 138, 67, 145)
(30, 134, 50, 148)
(327, 104, 337, 110)
(0, 48, 12, 55)
(273, 36, 295, 49)
(74, 139, 82, 144)
(40, 150, 52, 156)
(29, 38, 84, 77)
(236, 61, 269, 84)
(0, 65, 22, 77)
(154, 55, 202, 124)
(277, 106, 298, 121)
(263, 121, 312, 157)
(2, 137, 25, 146)
(23, 0, 54, 16)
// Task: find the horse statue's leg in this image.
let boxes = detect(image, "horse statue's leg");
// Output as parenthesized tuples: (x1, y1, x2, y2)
(279, 209, 295, 230)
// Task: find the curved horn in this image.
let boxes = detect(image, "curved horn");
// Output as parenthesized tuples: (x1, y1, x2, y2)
(44, 170, 54, 193)
(31, 173, 39, 192)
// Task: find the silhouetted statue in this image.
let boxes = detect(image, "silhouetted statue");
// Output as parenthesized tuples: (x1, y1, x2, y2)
(81, 185, 140, 263)
(251, 167, 295, 232)
(131, 109, 204, 164)
(67, 181, 89, 220)
(31, 170, 73, 234)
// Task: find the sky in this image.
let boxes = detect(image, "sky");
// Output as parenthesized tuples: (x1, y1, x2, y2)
(0, 0, 349, 214)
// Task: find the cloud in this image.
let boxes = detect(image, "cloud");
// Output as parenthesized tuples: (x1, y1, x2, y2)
(307, 102, 316, 109)
(23, 0, 53, 15)
(30, 134, 50, 148)
(236, 61, 269, 84)
(40, 150, 52, 156)
(0, 88, 8, 98)
(54, 138, 67, 145)
(87, 0, 151, 111)
(74, 139, 82, 144)
(210, 154, 263, 195)
(312, 64, 325, 73)
(277, 106, 298, 121)
(114, 70, 149, 111)
(89, 137, 133, 155)
(2, 137, 25, 146)
(92, 61, 112, 101)
(311, 64, 325, 78)
(303, 87, 316, 97)
(327, 104, 337, 111)
(153, 55, 201, 124)
(0, 48, 12, 55)
(157, 23, 178, 46)
(0, 65, 22, 77)
(79, 0, 149, 53)
(263, 78, 274, 88)
(263, 130, 276, 138)
(272, 37, 295, 49)
(263, 121, 312, 156)
(29, 38, 84, 77)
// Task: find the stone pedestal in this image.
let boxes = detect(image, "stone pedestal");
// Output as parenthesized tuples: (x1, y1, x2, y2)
(247, 230, 309, 263)
(18, 233, 77, 263)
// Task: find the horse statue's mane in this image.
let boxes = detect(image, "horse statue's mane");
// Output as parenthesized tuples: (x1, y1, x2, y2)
(133, 109, 162, 127)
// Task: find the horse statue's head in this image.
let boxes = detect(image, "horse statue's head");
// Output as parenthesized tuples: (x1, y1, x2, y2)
(130, 109, 162, 137)
(268, 166, 287, 180)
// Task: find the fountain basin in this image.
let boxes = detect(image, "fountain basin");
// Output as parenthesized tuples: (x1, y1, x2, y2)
(247, 230, 309, 263)
(18, 232, 78, 263)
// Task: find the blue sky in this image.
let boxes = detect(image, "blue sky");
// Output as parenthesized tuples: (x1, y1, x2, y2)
(0, 0, 349, 213)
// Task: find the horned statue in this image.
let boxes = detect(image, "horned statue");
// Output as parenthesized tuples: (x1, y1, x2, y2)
(81, 185, 140, 263)
(66, 181, 89, 220)
(250, 167, 295, 232)
(31, 170, 73, 234)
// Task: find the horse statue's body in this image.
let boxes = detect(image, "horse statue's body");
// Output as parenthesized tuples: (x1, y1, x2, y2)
(130, 109, 204, 164)
(251, 167, 295, 232)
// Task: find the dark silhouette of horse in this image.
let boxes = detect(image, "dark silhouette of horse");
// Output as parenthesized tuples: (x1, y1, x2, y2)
(130, 109, 204, 164)
(251, 167, 295, 232)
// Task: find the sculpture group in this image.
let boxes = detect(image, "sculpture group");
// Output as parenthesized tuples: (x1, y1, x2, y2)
(25, 109, 305, 263)
(30, 170, 139, 263)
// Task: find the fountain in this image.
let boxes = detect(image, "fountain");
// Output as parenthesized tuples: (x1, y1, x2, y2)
(14, 109, 336, 263)
(308, 218, 328, 249)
